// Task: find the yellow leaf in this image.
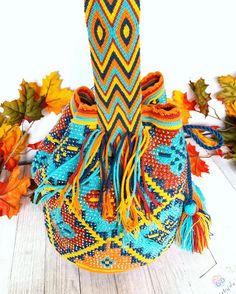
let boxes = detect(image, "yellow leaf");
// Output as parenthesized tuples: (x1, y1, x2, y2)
(225, 101, 236, 117)
(217, 75, 236, 104)
(40, 71, 74, 114)
(0, 124, 12, 140)
(172, 90, 196, 124)
(0, 125, 29, 171)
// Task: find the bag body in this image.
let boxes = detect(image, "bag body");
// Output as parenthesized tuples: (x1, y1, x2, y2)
(32, 0, 223, 273)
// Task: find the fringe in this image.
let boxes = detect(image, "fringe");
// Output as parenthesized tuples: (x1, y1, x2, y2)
(176, 187, 211, 253)
(34, 126, 162, 234)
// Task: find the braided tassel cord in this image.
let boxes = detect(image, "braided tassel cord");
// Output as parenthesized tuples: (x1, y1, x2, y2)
(176, 125, 223, 253)
(176, 190, 211, 253)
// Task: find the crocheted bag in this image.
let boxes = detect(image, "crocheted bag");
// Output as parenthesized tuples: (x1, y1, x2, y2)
(32, 0, 223, 273)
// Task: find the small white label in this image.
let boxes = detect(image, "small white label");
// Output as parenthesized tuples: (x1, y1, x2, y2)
(199, 265, 236, 294)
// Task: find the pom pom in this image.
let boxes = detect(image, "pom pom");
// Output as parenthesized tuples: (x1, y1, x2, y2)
(176, 191, 211, 253)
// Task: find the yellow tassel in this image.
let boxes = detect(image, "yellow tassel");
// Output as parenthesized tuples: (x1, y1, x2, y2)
(117, 128, 150, 232)
(176, 189, 211, 253)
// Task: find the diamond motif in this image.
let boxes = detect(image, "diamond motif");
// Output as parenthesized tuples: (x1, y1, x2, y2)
(114, 4, 139, 59)
(88, 3, 113, 61)
(120, 18, 132, 46)
(94, 19, 106, 46)
(100, 256, 115, 268)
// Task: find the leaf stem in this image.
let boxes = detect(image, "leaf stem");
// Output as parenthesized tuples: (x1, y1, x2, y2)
(194, 109, 236, 127)
(3, 121, 34, 168)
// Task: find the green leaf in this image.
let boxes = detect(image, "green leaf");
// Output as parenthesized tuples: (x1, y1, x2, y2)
(224, 145, 236, 161)
(0, 113, 6, 127)
(217, 75, 236, 104)
(219, 128, 236, 144)
(1, 81, 45, 125)
(189, 78, 211, 116)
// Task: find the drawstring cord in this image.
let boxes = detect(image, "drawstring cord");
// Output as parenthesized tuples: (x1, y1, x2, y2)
(183, 124, 224, 204)
(34, 122, 224, 241)
(184, 125, 224, 151)
(176, 124, 224, 253)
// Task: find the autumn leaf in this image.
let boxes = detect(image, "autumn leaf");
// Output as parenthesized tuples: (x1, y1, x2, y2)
(225, 101, 236, 118)
(216, 75, 236, 118)
(0, 166, 30, 218)
(214, 149, 224, 157)
(189, 78, 211, 116)
(0, 124, 13, 170)
(40, 71, 73, 114)
(217, 75, 236, 104)
(0, 124, 29, 171)
(28, 141, 42, 150)
(172, 91, 196, 124)
(0, 113, 6, 127)
(187, 143, 209, 177)
(0, 123, 12, 140)
(219, 126, 236, 145)
(228, 145, 236, 161)
(1, 81, 44, 125)
(23, 82, 41, 100)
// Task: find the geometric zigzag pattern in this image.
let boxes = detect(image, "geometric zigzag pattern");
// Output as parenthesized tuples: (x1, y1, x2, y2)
(44, 184, 184, 273)
(31, 0, 193, 273)
(85, 0, 142, 136)
(37, 118, 186, 272)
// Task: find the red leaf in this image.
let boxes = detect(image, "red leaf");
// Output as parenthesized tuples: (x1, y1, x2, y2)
(28, 141, 42, 150)
(210, 125, 221, 130)
(214, 149, 224, 157)
(187, 143, 209, 177)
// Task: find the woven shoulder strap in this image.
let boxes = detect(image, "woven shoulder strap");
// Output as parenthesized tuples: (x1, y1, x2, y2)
(84, 0, 142, 136)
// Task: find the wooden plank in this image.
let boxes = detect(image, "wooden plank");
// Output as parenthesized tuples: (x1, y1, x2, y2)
(114, 266, 155, 294)
(193, 158, 236, 267)
(4, 159, 236, 293)
(147, 157, 236, 294)
(0, 216, 18, 294)
(44, 239, 81, 294)
(148, 245, 214, 294)
(9, 198, 46, 294)
(0, 168, 24, 294)
(79, 268, 118, 294)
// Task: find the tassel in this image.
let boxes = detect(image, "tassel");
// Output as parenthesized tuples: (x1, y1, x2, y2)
(115, 127, 160, 233)
(34, 129, 104, 210)
(176, 192, 211, 253)
(35, 126, 161, 234)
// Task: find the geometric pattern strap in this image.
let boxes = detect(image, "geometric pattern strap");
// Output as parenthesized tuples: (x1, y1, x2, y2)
(84, 0, 142, 136)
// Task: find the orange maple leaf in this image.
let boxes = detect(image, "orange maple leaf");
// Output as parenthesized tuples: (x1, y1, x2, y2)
(0, 166, 30, 218)
(172, 91, 196, 124)
(0, 124, 29, 171)
(187, 143, 209, 177)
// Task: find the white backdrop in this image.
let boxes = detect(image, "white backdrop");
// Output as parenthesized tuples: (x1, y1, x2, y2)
(0, 0, 236, 272)
(0, 0, 236, 141)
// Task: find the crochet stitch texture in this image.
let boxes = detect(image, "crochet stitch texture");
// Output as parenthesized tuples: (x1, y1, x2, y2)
(32, 0, 223, 273)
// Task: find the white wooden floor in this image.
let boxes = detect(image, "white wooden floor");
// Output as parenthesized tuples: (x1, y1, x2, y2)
(0, 157, 236, 294)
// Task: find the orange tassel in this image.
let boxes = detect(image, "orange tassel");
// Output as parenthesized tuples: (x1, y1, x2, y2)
(176, 190, 211, 253)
